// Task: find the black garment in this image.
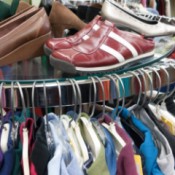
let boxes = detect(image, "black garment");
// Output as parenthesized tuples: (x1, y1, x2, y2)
(165, 97, 175, 116)
(30, 118, 51, 175)
(120, 117, 145, 148)
(144, 104, 175, 158)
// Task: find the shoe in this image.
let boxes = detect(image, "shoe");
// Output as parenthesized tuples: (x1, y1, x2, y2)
(136, 12, 175, 26)
(49, 20, 154, 74)
(0, 8, 51, 66)
(101, 0, 175, 37)
(49, 1, 86, 37)
(44, 15, 102, 55)
(0, 6, 36, 28)
(15, 1, 32, 14)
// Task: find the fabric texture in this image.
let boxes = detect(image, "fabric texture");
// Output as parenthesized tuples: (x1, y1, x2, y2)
(46, 113, 84, 175)
(119, 107, 163, 175)
(101, 114, 138, 175)
(145, 104, 175, 159)
(134, 107, 175, 175)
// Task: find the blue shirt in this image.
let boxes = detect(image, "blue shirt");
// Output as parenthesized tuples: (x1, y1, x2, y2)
(118, 107, 163, 175)
(102, 126, 117, 175)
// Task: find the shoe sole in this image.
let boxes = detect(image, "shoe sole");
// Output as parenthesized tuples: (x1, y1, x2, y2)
(0, 32, 51, 66)
(44, 44, 53, 56)
(50, 50, 155, 74)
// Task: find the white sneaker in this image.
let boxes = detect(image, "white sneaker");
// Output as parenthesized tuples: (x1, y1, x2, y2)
(101, 0, 175, 37)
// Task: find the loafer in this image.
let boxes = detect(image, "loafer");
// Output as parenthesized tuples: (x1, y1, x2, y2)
(44, 15, 102, 55)
(0, 6, 36, 28)
(0, 8, 51, 66)
(50, 20, 154, 74)
(101, 0, 175, 37)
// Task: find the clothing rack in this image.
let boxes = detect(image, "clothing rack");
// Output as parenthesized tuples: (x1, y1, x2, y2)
(0, 59, 175, 108)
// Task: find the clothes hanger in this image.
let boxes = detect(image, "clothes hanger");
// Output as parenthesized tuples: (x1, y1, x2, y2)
(31, 81, 37, 128)
(61, 79, 84, 166)
(155, 65, 170, 106)
(0, 82, 6, 118)
(119, 70, 145, 148)
(148, 65, 175, 122)
(145, 66, 162, 103)
(160, 63, 175, 102)
(101, 74, 126, 154)
(127, 70, 142, 111)
(56, 80, 62, 117)
(16, 81, 30, 175)
(89, 77, 107, 146)
(70, 79, 89, 163)
(0, 81, 10, 154)
(78, 76, 102, 160)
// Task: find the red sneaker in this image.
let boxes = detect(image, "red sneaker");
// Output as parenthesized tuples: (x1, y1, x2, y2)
(50, 20, 155, 74)
(44, 15, 102, 55)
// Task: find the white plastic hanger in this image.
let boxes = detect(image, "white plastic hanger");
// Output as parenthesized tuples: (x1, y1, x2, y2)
(61, 114, 83, 166)
(16, 82, 30, 175)
(22, 128, 30, 175)
(1, 123, 10, 153)
(70, 79, 89, 162)
(102, 75, 126, 154)
(78, 77, 102, 160)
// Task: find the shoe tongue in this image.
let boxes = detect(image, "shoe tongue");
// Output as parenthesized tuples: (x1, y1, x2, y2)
(104, 20, 115, 27)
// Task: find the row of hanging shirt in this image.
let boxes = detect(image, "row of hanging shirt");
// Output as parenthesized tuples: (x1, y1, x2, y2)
(1, 93, 175, 175)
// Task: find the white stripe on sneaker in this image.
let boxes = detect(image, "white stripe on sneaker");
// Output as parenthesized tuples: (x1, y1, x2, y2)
(93, 24, 100, 31)
(100, 44, 125, 62)
(109, 31, 138, 57)
(83, 35, 90, 40)
(82, 24, 100, 40)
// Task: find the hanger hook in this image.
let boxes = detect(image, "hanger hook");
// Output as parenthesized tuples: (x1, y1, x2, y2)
(43, 81, 49, 131)
(10, 81, 15, 123)
(140, 68, 154, 106)
(16, 81, 27, 118)
(128, 70, 142, 111)
(145, 66, 162, 103)
(67, 79, 78, 124)
(32, 81, 37, 128)
(136, 69, 147, 108)
(56, 80, 62, 117)
(112, 74, 125, 116)
(104, 74, 119, 121)
(0, 82, 5, 117)
(89, 77, 97, 118)
(155, 65, 170, 105)
(163, 63, 175, 100)
(72, 79, 82, 122)
(93, 76, 106, 122)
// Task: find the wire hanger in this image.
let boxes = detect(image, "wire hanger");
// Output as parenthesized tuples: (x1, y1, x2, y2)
(56, 80, 62, 117)
(113, 73, 126, 117)
(105, 74, 120, 121)
(155, 65, 170, 105)
(0, 82, 5, 119)
(145, 66, 162, 103)
(43, 81, 49, 132)
(89, 77, 97, 118)
(93, 76, 106, 122)
(31, 81, 37, 128)
(127, 70, 142, 111)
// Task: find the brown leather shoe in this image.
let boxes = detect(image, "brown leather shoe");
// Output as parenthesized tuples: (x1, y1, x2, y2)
(0, 7, 51, 66)
(0, 6, 36, 28)
(49, 1, 86, 37)
(15, 1, 32, 14)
